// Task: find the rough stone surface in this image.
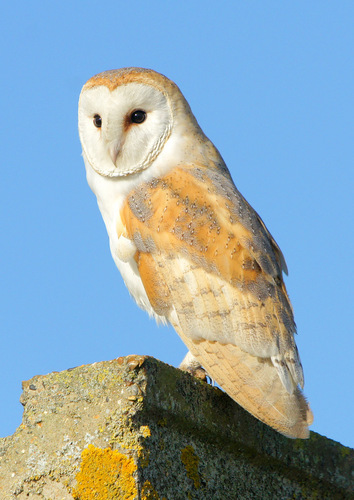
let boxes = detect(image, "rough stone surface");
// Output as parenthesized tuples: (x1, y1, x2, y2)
(0, 356, 353, 499)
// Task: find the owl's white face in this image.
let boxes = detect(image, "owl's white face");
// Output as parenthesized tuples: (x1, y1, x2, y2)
(78, 82, 173, 178)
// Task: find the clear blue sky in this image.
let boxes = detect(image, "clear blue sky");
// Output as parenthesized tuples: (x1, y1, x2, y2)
(2, 2, 353, 448)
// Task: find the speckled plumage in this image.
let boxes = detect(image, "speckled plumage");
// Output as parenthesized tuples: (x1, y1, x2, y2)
(78, 67, 313, 438)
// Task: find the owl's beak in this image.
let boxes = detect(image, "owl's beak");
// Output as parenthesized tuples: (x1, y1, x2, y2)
(109, 145, 120, 166)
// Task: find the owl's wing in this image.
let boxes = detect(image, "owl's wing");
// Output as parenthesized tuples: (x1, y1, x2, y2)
(120, 164, 313, 438)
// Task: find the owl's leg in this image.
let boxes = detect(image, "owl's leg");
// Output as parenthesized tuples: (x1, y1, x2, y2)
(179, 351, 210, 382)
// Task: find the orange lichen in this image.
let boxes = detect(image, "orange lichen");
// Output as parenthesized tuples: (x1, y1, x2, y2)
(180, 445, 201, 489)
(72, 445, 137, 500)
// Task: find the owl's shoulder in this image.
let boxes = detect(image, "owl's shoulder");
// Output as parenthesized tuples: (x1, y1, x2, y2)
(120, 163, 285, 280)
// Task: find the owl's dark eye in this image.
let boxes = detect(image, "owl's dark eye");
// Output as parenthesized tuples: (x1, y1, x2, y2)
(93, 114, 102, 128)
(130, 110, 146, 124)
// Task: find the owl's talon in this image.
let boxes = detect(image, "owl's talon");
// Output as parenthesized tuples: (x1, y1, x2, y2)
(191, 367, 209, 382)
(179, 351, 209, 382)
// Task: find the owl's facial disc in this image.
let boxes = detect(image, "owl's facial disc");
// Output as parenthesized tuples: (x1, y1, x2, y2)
(79, 83, 173, 177)
(108, 108, 148, 166)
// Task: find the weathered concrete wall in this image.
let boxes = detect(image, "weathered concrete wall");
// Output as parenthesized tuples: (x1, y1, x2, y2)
(0, 356, 352, 499)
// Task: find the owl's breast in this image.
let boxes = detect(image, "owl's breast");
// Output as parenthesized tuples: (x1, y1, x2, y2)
(107, 213, 168, 325)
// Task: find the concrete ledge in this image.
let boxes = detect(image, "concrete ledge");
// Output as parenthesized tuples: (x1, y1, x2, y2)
(0, 356, 352, 499)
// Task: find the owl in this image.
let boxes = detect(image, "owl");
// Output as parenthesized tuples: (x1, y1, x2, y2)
(78, 67, 313, 438)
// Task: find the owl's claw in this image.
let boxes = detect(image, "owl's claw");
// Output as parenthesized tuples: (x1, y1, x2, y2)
(179, 351, 211, 383)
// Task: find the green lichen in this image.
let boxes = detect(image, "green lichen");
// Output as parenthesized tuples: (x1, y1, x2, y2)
(180, 445, 201, 489)
(141, 480, 160, 499)
(340, 446, 351, 458)
(157, 418, 167, 427)
(139, 449, 150, 468)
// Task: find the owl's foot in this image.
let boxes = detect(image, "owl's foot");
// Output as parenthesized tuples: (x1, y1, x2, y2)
(179, 351, 210, 382)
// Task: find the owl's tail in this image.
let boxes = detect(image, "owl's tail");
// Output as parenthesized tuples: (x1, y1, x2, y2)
(178, 333, 313, 439)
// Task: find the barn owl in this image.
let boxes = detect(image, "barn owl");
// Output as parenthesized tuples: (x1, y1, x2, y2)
(78, 67, 313, 438)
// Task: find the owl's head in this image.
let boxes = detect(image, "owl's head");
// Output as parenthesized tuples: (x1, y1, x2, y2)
(78, 68, 200, 178)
